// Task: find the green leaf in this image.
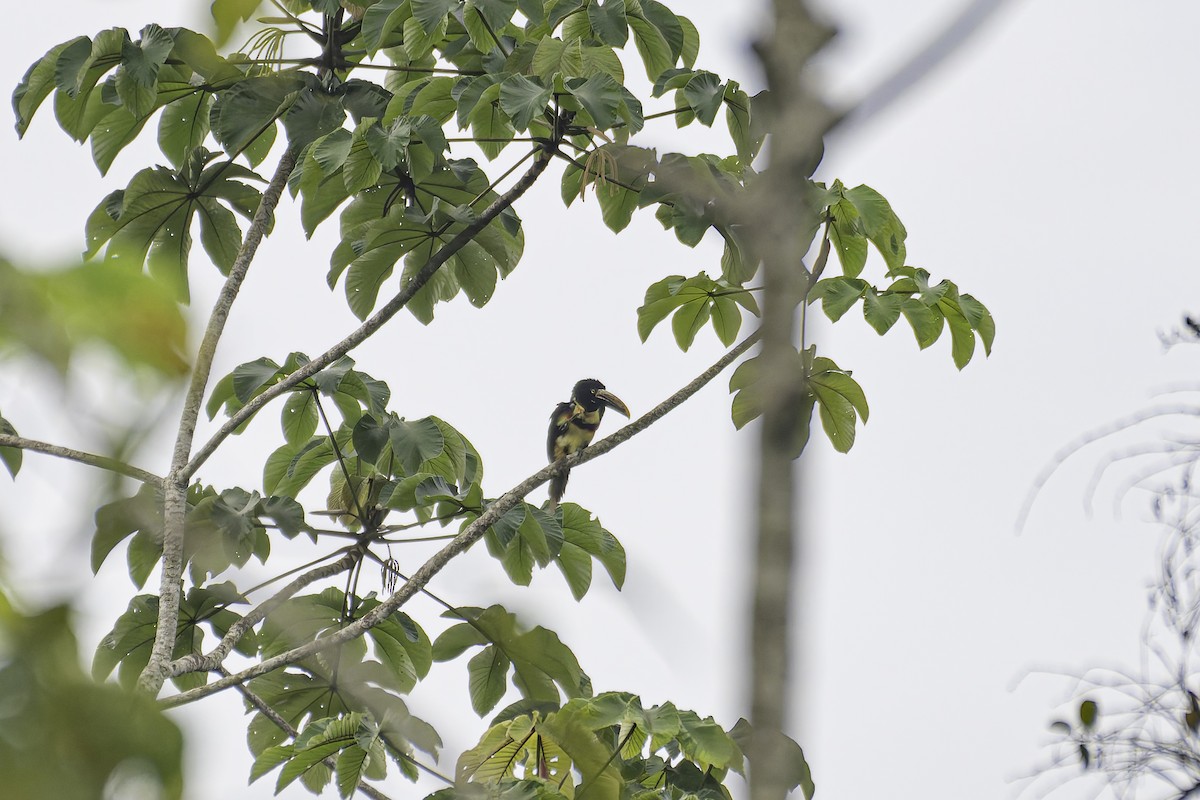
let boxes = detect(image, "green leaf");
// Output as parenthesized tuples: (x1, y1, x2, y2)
(588, 0, 629, 46)
(92, 483, 163, 575)
(468, 83, 515, 160)
(628, 12, 673, 81)
(13, 40, 72, 137)
(862, 288, 903, 335)
(468, 645, 512, 716)
(211, 0, 266, 45)
(809, 367, 868, 454)
(116, 24, 175, 119)
(233, 357, 282, 403)
(942, 301, 975, 369)
(957, 293, 996, 355)
(403, 13, 447, 61)
(709, 294, 741, 346)
(827, 189, 868, 277)
(728, 355, 761, 430)
(901, 297, 944, 349)
(281, 390, 319, 445)
(565, 74, 622, 130)
(636, 277, 687, 342)
(1080, 699, 1099, 730)
(811, 277, 866, 322)
(365, 608, 432, 693)
(723, 82, 761, 163)
(682, 71, 723, 126)
(283, 87, 348, 151)
(361, 0, 414, 52)
(0, 414, 20, 479)
(196, 197, 243, 274)
(412, 0, 457, 33)
(210, 75, 302, 157)
(845, 183, 907, 273)
(389, 417, 445, 475)
(558, 503, 625, 596)
(532, 37, 584, 81)
(351, 413, 389, 464)
(671, 286, 711, 351)
(498, 74, 551, 131)
(158, 91, 213, 168)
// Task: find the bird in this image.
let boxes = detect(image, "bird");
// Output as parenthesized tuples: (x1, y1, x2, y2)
(546, 378, 630, 509)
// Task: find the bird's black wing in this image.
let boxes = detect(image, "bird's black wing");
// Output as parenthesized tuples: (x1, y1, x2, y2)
(547, 401, 575, 462)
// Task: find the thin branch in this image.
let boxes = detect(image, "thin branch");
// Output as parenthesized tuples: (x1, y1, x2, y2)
(138, 151, 298, 696)
(0, 434, 161, 485)
(185, 146, 553, 479)
(169, 551, 359, 678)
(160, 329, 759, 708)
(229, 669, 397, 800)
(1017, 403, 1200, 533)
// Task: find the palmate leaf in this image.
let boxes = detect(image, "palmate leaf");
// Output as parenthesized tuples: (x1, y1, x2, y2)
(84, 155, 263, 301)
(92, 586, 248, 691)
(824, 179, 907, 276)
(728, 348, 864, 456)
(587, 0, 629, 46)
(637, 272, 752, 351)
(456, 711, 618, 799)
(432, 605, 586, 715)
(555, 503, 626, 600)
(333, 166, 524, 322)
(245, 667, 442, 767)
(209, 73, 305, 157)
(485, 502, 564, 586)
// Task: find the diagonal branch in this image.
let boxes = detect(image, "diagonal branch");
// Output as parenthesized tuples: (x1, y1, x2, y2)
(138, 150, 298, 695)
(229, 668, 396, 800)
(159, 329, 760, 709)
(0, 434, 161, 485)
(184, 146, 553, 480)
(168, 551, 359, 677)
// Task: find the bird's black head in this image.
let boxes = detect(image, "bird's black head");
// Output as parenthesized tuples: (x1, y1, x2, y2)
(571, 379, 630, 417)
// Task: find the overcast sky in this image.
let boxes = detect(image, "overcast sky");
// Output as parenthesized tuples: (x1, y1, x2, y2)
(2, 1, 1198, 799)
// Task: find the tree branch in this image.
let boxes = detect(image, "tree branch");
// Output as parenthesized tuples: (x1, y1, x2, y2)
(168, 551, 359, 677)
(745, 4, 834, 800)
(0, 434, 161, 485)
(160, 330, 759, 708)
(138, 150, 298, 696)
(184, 146, 553, 480)
(228, 668, 396, 800)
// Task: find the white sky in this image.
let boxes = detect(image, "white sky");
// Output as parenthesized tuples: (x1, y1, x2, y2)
(3, 1, 1199, 798)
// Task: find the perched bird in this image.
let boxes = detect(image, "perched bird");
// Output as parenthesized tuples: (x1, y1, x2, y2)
(547, 379, 630, 509)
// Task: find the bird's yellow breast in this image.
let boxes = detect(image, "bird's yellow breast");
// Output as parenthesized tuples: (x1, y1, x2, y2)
(552, 405, 603, 460)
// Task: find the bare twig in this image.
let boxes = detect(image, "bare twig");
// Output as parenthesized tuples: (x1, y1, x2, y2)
(138, 151, 298, 695)
(160, 330, 759, 708)
(0, 434, 161, 485)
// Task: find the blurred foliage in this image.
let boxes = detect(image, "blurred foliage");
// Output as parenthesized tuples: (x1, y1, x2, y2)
(0, 258, 188, 377)
(0, 585, 183, 800)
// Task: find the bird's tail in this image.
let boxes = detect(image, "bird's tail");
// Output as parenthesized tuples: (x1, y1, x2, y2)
(548, 469, 570, 511)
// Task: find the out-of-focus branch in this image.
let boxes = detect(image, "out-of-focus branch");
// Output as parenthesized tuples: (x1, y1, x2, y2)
(744, 3, 835, 800)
